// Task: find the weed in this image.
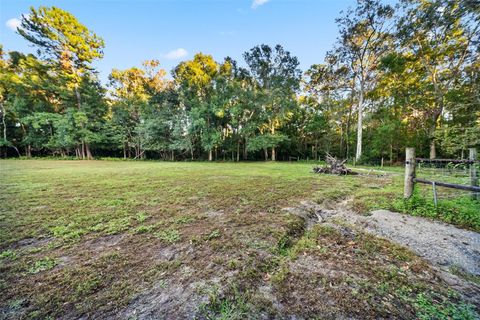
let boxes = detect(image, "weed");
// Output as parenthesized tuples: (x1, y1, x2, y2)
(204, 229, 221, 241)
(199, 285, 251, 320)
(271, 264, 289, 285)
(136, 212, 149, 223)
(449, 266, 480, 285)
(29, 257, 57, 274)
(51, 224, 84, 240)
(173, 216, 194, 224)
(227, 259, 239, 270)
(0, 249, 17, 260)
(155, 228, 181, 243)
(393, 190, 480, 231)
(76, 277, 102, 296)
(414, 292, 478, 320)
(133, 224, 155, 234)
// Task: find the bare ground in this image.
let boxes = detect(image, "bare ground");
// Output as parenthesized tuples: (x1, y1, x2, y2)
(284, 198, 480, 307)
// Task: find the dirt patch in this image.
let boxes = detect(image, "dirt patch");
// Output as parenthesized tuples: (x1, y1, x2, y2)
(286, 199, 480, 276)
(118, 269, 239, 319)
(284, 198, 480, 308)
(332, 209, 480, 276)
(10, 237, 53, 251)
(82, 234, 126, 253)
(283, 198, 350, 229)
(204, 210, 224, 218)
(118, 280, 208, 319)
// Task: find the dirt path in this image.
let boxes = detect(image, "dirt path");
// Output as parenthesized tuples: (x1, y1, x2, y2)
(337, 209, 480, 276)
(284, 199, 480, 307)
(286, 199, 480, 276)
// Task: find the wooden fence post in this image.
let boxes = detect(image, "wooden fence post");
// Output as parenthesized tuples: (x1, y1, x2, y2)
(469, 148, 478, 200)
(404, 148, 416, 198)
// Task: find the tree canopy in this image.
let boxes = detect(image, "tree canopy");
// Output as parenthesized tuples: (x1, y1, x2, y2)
(1, 1, 478, 162)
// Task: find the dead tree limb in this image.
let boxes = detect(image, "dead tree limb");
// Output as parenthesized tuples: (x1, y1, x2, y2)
(313, 153, 357, 175)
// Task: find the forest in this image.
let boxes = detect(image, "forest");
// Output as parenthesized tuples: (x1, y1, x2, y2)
(0, 0, 479, 163)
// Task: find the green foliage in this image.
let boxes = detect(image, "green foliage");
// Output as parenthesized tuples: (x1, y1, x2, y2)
(29, 257, 57, 274)
(0, 249, 17, 260)
(51, 223, 85, 240)
(393, 191, 480, 231)
(199, 286, 251, 320)
(136, 212, 149, 223)
(204, 229, 222, 241)
(414, 292, 478, 320)
(154, 228, 181, 243)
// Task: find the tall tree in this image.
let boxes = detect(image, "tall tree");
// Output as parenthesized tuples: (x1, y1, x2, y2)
(109, 60, 168, 159)
(174, 53, 221, 161)
(397, 0, 480, 158)
(0, 46, 11, 157)
(243, 44, 301, 161)
(334, 0, 394, 161)
(18, 6, 105, 159)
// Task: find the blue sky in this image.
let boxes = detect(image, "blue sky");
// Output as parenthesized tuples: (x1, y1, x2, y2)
(1, 0, 359, 84)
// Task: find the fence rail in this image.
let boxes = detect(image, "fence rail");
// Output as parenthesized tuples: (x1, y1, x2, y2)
(413, 178, 480, 192)
(415, 158, 476, 164)
(404, 147, 479, 202)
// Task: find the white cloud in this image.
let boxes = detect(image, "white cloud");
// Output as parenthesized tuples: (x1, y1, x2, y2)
(251, 0, 270, 9)
(164, 48, 188, 60)
(6, 18, 21, 31)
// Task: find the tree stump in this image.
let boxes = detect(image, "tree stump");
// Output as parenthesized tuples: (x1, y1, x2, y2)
(313, 154, 357, 175)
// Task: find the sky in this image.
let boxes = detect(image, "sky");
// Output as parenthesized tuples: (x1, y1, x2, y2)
(1, 0, 360, 84)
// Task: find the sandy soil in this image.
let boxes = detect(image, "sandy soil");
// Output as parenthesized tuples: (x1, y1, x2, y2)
(285, 199, 480, 306)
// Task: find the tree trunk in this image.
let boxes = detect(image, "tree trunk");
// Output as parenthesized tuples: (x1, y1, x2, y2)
(1, 102, 6, 143)
(340, 125, 344, 158)
(355, 90, 364, 161)
(1, 102, 6, 158)
(236, 140, 240, 162)
(271, 123, 276, 161)
(346, 87, 355, 159)
(26, 145, 32, 158)
(78, 145, 85, 159)
(429, 140, 436, 160)
(123, 144, 127, 159)
(208, 149, 213, 161)
(85, 143, 93, 160)
(264, 148, 268, 161)
(429, 84, 444, 160)
(243, 138, 248, 160)
(389, 143, 393, 165)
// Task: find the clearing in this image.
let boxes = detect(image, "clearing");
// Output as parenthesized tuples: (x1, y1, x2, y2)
(1, 160, 479, 319)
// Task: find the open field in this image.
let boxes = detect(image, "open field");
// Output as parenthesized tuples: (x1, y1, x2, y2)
(1, 160, 479, 319)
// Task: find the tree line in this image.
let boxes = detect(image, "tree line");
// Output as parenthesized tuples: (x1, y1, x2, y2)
(1, 0, 479, 162)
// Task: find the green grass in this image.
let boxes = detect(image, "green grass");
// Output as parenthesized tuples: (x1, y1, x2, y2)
(393, 188, 480, 231)
(0, 160, 478, 319)
(28, 257, 57, 274)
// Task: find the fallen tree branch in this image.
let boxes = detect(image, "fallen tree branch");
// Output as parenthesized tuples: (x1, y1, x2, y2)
(313, 153, 357, 175)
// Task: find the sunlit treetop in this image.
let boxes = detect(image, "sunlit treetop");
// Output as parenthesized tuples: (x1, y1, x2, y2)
(18, 6, 105, 69)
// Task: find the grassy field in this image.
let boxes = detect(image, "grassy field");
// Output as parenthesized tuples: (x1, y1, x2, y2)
(0, 160, 478, 319)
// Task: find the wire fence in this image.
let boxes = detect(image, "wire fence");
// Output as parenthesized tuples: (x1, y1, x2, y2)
(415, 159, 480, 204)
